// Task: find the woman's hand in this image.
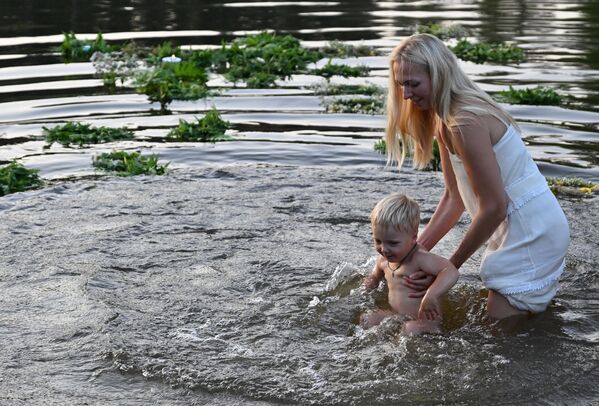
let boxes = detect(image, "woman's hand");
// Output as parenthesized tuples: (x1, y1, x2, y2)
(401, 271, 434, 298)
(418, 292, 441, 321)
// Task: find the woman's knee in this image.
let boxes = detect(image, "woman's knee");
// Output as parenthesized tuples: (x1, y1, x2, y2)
(487, 290, 528, 320)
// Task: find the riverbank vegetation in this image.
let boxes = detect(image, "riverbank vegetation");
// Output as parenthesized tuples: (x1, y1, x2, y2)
(43, 122, 135, 147)
(497, 86, 562, 105)
(166, 108, 231, 142)
(0, 162, 43, 196)
(92, 151, 169, 176)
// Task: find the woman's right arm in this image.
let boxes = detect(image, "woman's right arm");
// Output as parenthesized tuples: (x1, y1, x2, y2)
(417, 135, 465, 251)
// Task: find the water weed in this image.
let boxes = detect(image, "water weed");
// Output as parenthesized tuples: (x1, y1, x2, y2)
(325, 96, 385, 115)
(43, 122, 135, 147)
(416, 22, 469, 39)
(167, 108, 231, 142)
(497, 86, 562, 105)
(311, 82, 385, 96)
(61, 32, 113, 63)
(92, 151, 169, 176)
(547, 177, 598, 197)
(374, 138, 441, 171)
(319, 40, 380, 57)
(0, 161, 43, 196)
(310, 60, 370, 80)
(451, 39, 524, 64)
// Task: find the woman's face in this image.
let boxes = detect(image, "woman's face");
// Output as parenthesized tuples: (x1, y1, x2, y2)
(393, 61, 432, 110)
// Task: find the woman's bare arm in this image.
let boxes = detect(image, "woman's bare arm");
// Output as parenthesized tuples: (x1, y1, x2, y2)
(447, 117, 507, 269)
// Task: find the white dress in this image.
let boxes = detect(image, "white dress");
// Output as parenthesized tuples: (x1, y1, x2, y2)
(448, 124, 569, 310)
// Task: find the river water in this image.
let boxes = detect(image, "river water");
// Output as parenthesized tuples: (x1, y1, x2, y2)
(0, 1, 598, 405)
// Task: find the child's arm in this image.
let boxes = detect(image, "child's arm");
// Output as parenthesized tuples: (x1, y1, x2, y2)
(415, 252, 459, 321)
(363, 256, 385, 289)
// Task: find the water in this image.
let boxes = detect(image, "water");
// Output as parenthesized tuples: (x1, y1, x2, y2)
(0, 1, 598, 405)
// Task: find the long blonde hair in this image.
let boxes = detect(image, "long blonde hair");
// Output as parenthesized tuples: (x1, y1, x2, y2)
(386, 33, 517, 169)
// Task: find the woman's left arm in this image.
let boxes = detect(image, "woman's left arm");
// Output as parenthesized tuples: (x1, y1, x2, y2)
(448, 119, 507, 269)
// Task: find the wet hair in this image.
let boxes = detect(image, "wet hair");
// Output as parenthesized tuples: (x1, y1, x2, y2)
(370, 193, 420, 235)
(385, 33, 518, 169)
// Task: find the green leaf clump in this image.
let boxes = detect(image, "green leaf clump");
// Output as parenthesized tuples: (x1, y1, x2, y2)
(0, 161, 43, 196)
(310, 60, 370, 80)
(92, 151, 169, 176)
(416, 23, 469, 39)
(450, 39, 524, 64)
(319, 40, 380, 57)
(311, 82, 385, 96)
(167, 108, 231, 142)
(61, 32, 113, 63)
(546, 177, 598, 197)
(134, 61, 210, 112)
(374, 138, 441, 171)
(325, 97, 385, 115)
(43, 122, 135, 147)
(497, 86, 562, 105)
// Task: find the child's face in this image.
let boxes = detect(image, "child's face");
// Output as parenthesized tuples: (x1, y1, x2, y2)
(372, 223, 417, 264)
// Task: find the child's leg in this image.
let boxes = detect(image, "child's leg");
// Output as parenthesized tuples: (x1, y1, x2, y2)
(487, 290, 529, 320)
(401, 320, 441, 336)
(359, 309, 395, 328)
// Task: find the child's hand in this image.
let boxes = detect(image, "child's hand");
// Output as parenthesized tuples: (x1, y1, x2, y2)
(363, 274, 380, 289)
(418, 293, 441, 321)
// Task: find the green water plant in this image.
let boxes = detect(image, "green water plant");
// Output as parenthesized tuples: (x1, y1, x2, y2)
(325, 96, 385, 115)
(61, 32, 113, 63)
(374, 138, 441, 171)
(546, 177, 598, 197)
(311, 60, 370, 81)
(319, 40, 380, 57)
(497, 86, 562, 105)
(146, 41, 182, 65)
(92, 151, 169, 176)
(43, 121, 135, 147)
(416, 22, 469, 39)
(220, 32, 322, 88)
(311, 82, 385, 96)
(134, 60, 210, 112)
(0, 161, 43, 196)
(167, 108, 231, 142)
(450, 39, 524, 64)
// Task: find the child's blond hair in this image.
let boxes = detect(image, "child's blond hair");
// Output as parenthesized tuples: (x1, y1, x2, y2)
(370, 193, 420, 235)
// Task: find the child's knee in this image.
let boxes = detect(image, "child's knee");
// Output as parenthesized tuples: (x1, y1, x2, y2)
(401, 320, 441, 336)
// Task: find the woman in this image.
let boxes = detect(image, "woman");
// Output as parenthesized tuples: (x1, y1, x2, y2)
(387, 34, 569, 319)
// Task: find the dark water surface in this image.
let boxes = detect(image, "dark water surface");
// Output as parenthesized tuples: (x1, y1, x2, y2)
(0, 1, 598, 405)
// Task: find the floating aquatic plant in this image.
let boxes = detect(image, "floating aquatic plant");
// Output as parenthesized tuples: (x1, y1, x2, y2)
(221, 32, 322, 88)
(43, 121, 135, 147)
(497, 86, 562, 105)
(92, 151, 169, 176)
(310, 60, 370, 80)
(319, 40, 380, 57)
(450, 39, 524, 64)
(0, 161, 43, 196)
(61, 32, 113, 63)
(325, 96, 385, 115)
(546, 177, 598, 197)
(134, 61, 210, 112)
(374, 138, 441, 171)
(311, 82, 385, 96)
(91, 50, 147, 90)
(167, 108, 232, 142)
(416, 22, 469, 39)
(146, 41, 182, 65)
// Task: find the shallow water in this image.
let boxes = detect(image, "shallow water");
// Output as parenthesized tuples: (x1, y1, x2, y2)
(0, 1, 598, 405)
(1, 165, 598, 405)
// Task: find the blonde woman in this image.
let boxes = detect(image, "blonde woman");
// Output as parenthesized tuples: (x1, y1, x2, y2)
(387, 34, 569, 319)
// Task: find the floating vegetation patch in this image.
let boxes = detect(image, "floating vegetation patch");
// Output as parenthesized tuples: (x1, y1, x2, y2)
(496, 86, 562, 105)
(547, 177, 598, 197)
(450, 39, 524, 64)
(0, 161, 43, 196)
(43, 122, 135, 147)
(415, 22, 469, 39)
(325, 96, 385, 115)
(319, 40, 381, 57)
(167, 108, 232, 142)
(220, 32, 321, 88)
(133, 60, 211, 112)
(310, 60, 370, 80)
(311, 82, 385, 96)
(91, 50, 147, 90)
(374, 138, 441, 171)
(61, 32, 113, 63)
(92, 151, 169, 176)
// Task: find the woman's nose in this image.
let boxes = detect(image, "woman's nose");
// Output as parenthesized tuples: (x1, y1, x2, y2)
(403, 87, 412, 99)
